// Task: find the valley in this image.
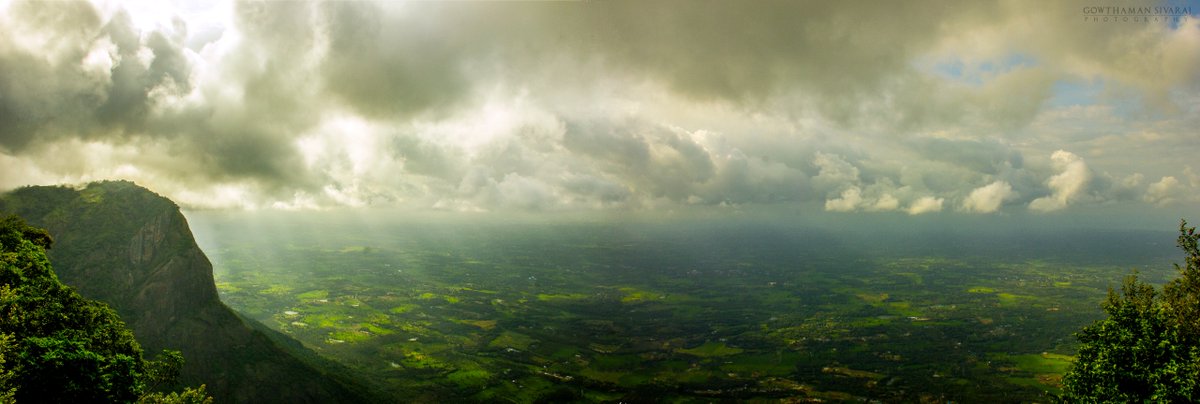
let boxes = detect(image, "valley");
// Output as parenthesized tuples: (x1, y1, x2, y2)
(190, 212, 1180, 402)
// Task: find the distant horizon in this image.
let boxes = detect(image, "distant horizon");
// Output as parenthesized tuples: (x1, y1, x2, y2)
(7, 177, 1199, 236)
(181, 197, 1194, 232)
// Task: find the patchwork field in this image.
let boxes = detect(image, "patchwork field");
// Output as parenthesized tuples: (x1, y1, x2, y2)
(189, 212, 1179, 402)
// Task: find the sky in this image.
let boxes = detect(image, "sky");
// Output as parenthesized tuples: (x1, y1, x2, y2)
(0, 0, 1198, 220)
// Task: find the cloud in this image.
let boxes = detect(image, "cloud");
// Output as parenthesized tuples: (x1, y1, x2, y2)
(317, 1, 472, 118)
(1144, 176, 1180, 206)
(1029, 150, 1091, 212)
(0, 0, 1196, 214)
(962, 181, 1017, 213)
(825, 187, 863, 213)
(870, 193, 901, 212)
(814, 157, 915, 214)
(912, 138, 1022, 175)
(493, 173, 558, 211)
(0, 2, 107, 150)
(811, 152, 861, 194)
(907, 196, 944, 215)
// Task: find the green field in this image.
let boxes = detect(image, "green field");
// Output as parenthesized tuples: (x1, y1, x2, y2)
(189, 212, 1179, 402)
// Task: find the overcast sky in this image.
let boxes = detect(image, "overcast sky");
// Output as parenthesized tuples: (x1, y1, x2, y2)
(0, 0, 1197, 216)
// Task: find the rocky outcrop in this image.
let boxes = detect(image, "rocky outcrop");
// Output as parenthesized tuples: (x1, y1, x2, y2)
(0, 181, 370, 403)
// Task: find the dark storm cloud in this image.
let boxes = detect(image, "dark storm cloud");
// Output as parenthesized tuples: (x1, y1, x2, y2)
(97, 11, 191, 130)
(125, 0, 332, 195)
(0, 0, 106, 151)
(276, 0, 1019, 127)
(0, 2, 195, 152)
(913, 138, 1023, 175)
(318, 1, 469, 118)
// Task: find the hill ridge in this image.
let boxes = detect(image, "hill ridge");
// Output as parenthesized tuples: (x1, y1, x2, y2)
(0, 181, 373, 403)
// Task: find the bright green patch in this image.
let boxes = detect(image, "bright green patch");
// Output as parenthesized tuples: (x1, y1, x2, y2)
(365, 312, 391, 325)
(389, 304, 418, 314)
(454, 287, 499, 294)
(447, 368, 492, 389)
(328, 330, 371, 343)
(488, 331, 537, 351)
(461, 319, 498, 330)
(1003, 352, 1074, 374)
(887, 301, 923, 317)
(415, 292, 459, 304)
(296, 289, 329, 300)
(303, 312, 348, 328)
(857, 292, 889, 303)
(260, 284, 293, 296)
(398, 350, 448, 370)
(997, 293, 1035, 306)
(536, 293, 590, 302)
(720, 352, 798, 376)
(337, 296, 367, 308)
(618, 287, 658, 304)
(823, 366, 885, 380)
(674, 341, 744, 357)
(362, 323, 394, 336)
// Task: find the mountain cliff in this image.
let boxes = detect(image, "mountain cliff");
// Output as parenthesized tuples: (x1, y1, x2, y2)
(0, 181, 372, 403)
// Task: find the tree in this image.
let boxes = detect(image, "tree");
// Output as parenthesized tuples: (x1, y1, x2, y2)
(1061, 220, 1200, 402)
(138, 384, 213, 404)
(1163, 221, 1200, 340)
(0, 215, 209, 402)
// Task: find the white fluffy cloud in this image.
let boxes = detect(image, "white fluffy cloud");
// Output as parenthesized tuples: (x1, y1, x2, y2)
(825, 187, 863, 212)
(1144, 176, 1181, 206)
(907, 196, 945, 215)
(1029, 150, 1091, 212)
(870, 193, 901, 212)
(963, 181, 1017, 213)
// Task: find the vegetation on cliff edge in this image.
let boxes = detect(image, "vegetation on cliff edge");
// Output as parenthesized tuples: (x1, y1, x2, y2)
(1062, 220, 1200, 402)
(0, 215, 209, 403)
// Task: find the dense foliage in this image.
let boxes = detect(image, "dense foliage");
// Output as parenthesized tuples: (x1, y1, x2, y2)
(0, 215, 209, 403)
(1062, 220, 1200, 402)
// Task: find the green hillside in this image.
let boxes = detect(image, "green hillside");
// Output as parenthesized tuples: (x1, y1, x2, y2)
(0, 215, 207, 402)
(0, 182, 379, 403)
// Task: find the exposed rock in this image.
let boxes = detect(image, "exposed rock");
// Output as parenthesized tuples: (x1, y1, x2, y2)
(0, 181, 372, 403)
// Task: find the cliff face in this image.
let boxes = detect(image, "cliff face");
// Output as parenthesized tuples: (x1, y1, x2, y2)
(0, 181, 368, 403)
